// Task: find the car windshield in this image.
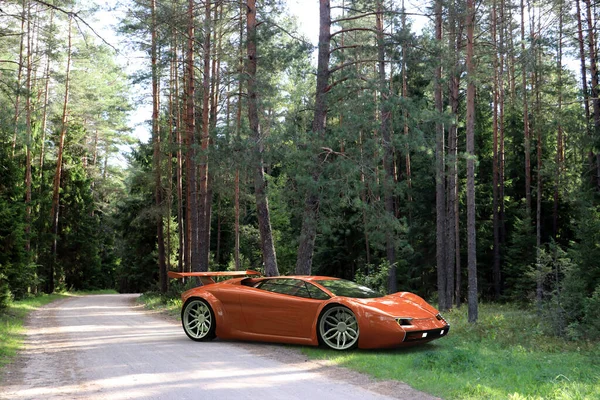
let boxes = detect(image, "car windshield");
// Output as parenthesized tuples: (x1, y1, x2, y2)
(315, 279, 383, 299)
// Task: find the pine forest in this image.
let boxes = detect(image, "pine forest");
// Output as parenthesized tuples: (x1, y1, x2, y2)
(1, 0, 600, 340)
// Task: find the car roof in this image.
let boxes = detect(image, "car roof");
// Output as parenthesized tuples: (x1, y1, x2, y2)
(260, 275, 340, 282)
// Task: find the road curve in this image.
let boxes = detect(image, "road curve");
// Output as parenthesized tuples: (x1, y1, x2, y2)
(1, 294, 438, 400)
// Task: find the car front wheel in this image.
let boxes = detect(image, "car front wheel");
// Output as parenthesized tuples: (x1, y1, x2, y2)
(318, 305, 359, 350)
(181, 298, 216, 341)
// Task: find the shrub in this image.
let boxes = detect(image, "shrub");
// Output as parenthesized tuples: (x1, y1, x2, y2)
(0, 273, 12, 310)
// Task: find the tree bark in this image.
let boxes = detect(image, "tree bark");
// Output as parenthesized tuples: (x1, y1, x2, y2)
(12, 0, 27, 158)
(492, 0, 501, 300)
(185, 0, 200, 272)
(584, 0, 600, 190)
(553, 4, 563, 240)
(25, 1, 32, 254)
(576, 0, 590, 137)
(151, 0, 167, 293)
(234, 1, 244, 271)
(466, 0, 478, 323)
(197, 0, 212, 272)
(521, 0, 531, 214)
(447, 0, 462, 308)
(246, 0, 279, 277)
(49, 14, 73, 294)
(296, 0, 331, 275)
(531, 4, 543, 306)
(376, 0, 396, 293)
(435, 0, 447, 311)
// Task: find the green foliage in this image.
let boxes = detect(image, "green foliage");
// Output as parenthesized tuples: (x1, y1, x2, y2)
(0, 139, 36, 299)
(113, 144, 158, 293)
(355, 261, 390, 295)
(561, 203, 600, 340)
(503, 212, 537, 302)
(0, 274, 12, 310)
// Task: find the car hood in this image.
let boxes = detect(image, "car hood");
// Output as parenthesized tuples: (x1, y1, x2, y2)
(351, 296, 436, 319)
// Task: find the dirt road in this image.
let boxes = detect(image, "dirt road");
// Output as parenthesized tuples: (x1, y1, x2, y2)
(1, 294, 437, 400)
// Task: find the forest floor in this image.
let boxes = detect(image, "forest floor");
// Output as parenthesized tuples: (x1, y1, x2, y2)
(0, 294, 436, 400)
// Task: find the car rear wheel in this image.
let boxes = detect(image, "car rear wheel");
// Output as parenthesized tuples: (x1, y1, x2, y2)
(318, 305, 359, 350)
(182, 298, 216, 341)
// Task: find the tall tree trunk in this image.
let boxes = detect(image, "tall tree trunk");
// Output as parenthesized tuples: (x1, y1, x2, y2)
(553, 4, 563, 240)
(186, 0, 200, 272)
(521, 0, 531, 214)
(12, 0, 27, 158)
(25, 1, 32, 254)
(447, 0, 462, 308)
(584, 0, 600, 190)
(296, 0, 331, 275)
(197, 0, 212, 272)
(172, 27, 185, 273)
(376, 0, 396, 293)
(576, 0, 591, 138)
(233, 0, 244, 271)
(435, 0, 447, 311)
(401, 0, 412, 206)
(491, 0, 501, 300)
(49, 15, 73, 294)
(533, 4, 543, 305)
(466, 0, 478, 323)
(498, 0, 506, 277)
(246, 0, 279, 277)
(37, 9, 54, 261)
(151, 0, 167, 293)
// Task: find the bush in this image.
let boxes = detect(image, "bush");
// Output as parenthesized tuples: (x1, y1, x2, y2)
(0, 273, 12, 310)
(582, 285, 600, 340)
(355, 261, 390, 294)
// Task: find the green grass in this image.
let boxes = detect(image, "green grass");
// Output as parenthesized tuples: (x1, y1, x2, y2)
(0, 290, 117, 371)
(301, 303, 600, 399)
(137, 292, 182, 318)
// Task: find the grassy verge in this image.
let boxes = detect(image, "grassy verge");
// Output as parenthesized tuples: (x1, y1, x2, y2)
(137, 292, 182, 318)
(302, 303, 600, 399)
(0, 290, 117, 371)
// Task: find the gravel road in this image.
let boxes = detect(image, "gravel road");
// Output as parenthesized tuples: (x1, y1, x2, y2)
(0, 294, 438, 400)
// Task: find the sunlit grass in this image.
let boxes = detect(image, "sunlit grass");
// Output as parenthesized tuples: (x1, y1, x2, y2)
(137, 292, 182, 318)
(302, 303, 600, 399)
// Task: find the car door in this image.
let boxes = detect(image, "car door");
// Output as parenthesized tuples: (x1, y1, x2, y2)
(241, 279, 325, 339)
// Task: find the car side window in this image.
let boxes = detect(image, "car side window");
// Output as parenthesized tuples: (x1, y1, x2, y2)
(257, 279, 311, 299)
(305, 282, 331, 300)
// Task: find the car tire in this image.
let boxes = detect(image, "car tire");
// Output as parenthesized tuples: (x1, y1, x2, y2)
(317, 305, 359, 350)
(181, 298, 216, 341)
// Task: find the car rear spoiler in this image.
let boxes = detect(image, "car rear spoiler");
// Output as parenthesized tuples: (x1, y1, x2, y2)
(167, 270, 261, 286)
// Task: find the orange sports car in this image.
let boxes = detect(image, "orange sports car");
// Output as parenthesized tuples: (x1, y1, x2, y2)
(168, 270, 450, 350)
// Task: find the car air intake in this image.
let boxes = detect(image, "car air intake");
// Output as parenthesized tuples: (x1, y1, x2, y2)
(396, 317, 413, 326)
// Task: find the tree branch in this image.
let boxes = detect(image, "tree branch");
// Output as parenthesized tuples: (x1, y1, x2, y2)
(329, 59, 391, 74)
(329, 44, 365, 54)
(331, 27, 381, 39)
(332, 12, 379, 24)
(30, 0, 118, 53)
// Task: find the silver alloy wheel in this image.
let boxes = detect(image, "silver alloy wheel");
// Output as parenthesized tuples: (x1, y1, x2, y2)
(319, 306, 359, 350)
(183, 299, 213, 340)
